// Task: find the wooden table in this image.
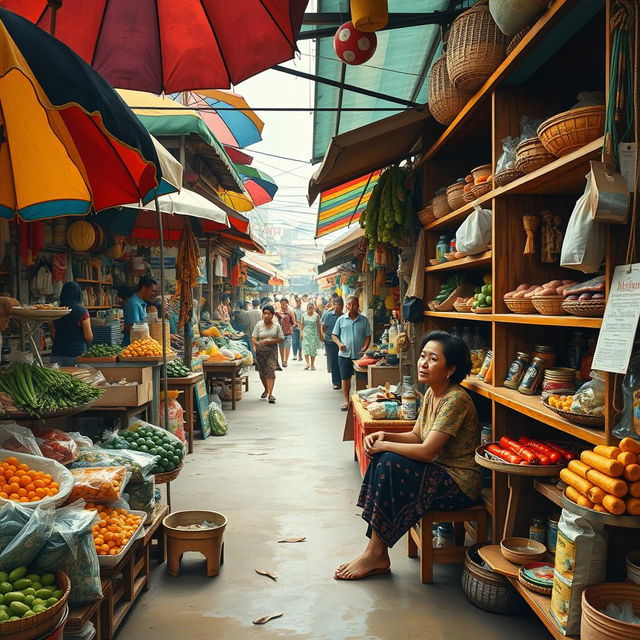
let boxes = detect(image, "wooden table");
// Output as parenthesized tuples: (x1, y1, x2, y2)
(203, 361, 244, 410)
(168, 372, 203, 454)
(344, 396, 415, 476)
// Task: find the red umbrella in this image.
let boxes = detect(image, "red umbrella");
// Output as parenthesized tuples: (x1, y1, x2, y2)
(1, 0, 309, 92)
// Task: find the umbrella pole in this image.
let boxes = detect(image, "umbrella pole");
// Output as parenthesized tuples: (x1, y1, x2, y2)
(47, 0, 62, 35)
(155, 196, 170, 430)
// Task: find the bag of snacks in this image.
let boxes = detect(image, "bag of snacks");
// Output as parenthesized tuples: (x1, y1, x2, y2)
(159, 391, 185, 443)
(0, 502, 55, 570)
(68, 466, 130, 503)
(31, 426, 79, 465)
(125, 477, 156, 517)
(0, 421, 42, 456)
(207, 402, 229, 436)
(71, 447, 158, 483)
(570, 371, 605, 415)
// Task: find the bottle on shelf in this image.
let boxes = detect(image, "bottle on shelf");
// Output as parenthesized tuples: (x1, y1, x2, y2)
(388, 314, 399, 355)
(436, 235, 449, 262)
(400, 376, 419, 420)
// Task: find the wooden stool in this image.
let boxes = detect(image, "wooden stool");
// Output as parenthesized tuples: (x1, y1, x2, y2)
(407, 504, 488, 584)
(166, 537, 225, 577)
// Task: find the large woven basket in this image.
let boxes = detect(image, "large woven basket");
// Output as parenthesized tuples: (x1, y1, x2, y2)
(562, 298, 606, 317)
(506, 26, 531, 55)
(418, 205, 435, 227)
(504, 297, 536, 314)
(428, 54, 468, 126)
(537, 105, 606, 157)
(515, 137, 556, 174)
(447, 1, 508, 95)
(543, 399, 605, 428)
(446, 182, 466, 211)
(472, 182, 492, 198)
(462, 544, 527, 615)
(532, 295, 566, 315)
(432, 193, 452, 219)
(494, 167, 522, 187)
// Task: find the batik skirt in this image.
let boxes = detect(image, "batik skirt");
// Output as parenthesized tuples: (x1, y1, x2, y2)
(255, 341, 278, 380)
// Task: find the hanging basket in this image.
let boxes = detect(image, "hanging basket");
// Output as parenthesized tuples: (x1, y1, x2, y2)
(447, 0, 508, 95)
(428, 54, 468, 125)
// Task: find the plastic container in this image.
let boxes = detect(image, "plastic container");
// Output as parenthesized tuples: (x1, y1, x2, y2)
(130, 323, 150, 343)
(581, 582, 640, 640)
(97, 510, 146, 567)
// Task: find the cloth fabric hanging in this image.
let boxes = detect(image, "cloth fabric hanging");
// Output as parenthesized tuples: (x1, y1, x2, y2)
(406, 229, 426, 299)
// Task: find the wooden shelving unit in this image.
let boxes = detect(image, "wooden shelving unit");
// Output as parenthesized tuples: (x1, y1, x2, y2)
(425, 251, 492, 272)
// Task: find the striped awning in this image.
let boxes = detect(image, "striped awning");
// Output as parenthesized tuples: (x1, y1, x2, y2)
(315, 170, 380, 238)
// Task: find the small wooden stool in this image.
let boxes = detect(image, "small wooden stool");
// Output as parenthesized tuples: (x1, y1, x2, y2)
(407, 504, 488, 584)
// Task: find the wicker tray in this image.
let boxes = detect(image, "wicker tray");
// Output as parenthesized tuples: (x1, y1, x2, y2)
(472, 182, 492, 198)
(494, 168, 522, 187)
(518, 565, 553, 595)
(475, 443, 567, 476)
(504, 297, 536, 314)
(154, 462, 184, 484)
(446, 182, 466, 211)
(542, 398, 604, 428)
(515, 137, 556, 174)
(537, 105, 606, 157)
(532, 295, 566, 315)
(10, 307, 70, 320)
(472, 306, 492, 314)
(453, 299, 473, 313)
(434, 282, 476, 312)
(0, 570, 70, 639)
(562, 298, 606, 317)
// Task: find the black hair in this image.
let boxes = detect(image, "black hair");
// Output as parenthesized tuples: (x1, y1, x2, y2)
(420, 330, 472, 384)
(116, 285, 133, 300)
(137, 276, 157, 290)
(331, 292, 339, 299)
(237, 300, 246, 309)
(252, 299, 260, 307)
(262, 304, 275, 316)
(61, 281, 83, 307)
(221, 293, 230, 302)
(334, 296, 344, 306)
(280, 297, 289, 304)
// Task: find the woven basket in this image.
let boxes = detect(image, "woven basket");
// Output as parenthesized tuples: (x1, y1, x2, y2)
(494, 168, 523, 187)
(446, 183, 466, 211)
(472, 305, 492, 314)
(532, 295, 566, 315)
(506, 26, 532, 55)
(447, 1, 508, 95)
(537, 105, 606, 157)
(463, 188, 477, 203)
(453, 299, 473, 312)
(418, 205, 435, 227)
(543, 399, 605, 428)
(472, 182, 492, 198)
(432, 193, 452, 218)
(562, 298, 606, 317)
(462, 544, 528, 615)
(428, 54, 468, 126)
(154, 462, 184, 484)
(504, 297, 536, 314)
(471, 164, 492, 181)
(515, 137, 556, 174)
(435, 282, 476, 312)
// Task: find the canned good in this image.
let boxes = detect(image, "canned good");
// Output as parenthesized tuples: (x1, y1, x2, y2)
(547, 513, 560, 553)
(504, 352, 530, 389)
(529, 517, 547, 545)
(532, 345, 556, 368)
(477, 350, 493, 380)
(518, 357, 546, 395)
(480, 424, 493, 446)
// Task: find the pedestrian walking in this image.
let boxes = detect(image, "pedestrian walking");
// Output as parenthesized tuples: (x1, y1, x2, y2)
(321, 297, 344, 390)
(301, 301, 322, 370)
(251, 305, 284, 404)
(275, 297, 297, 367)
(292, 296, 303, 361)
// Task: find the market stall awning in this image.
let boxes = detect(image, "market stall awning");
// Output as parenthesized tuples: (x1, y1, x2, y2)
(316, 171, 380, 238)
(322, 226, 364, 262)
(308, 108, 436, 204)
(242, 252, 290, 286)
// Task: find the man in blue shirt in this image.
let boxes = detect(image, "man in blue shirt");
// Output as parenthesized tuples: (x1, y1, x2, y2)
(122, 276, 157, 346)
(332, 296, 372, 411)
(321, 296, 344, 391)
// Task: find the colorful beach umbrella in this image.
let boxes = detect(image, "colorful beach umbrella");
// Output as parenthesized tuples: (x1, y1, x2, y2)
(225, 146, 253, 165)
(0, 8, 162, 221)
(1, 0, 309, 93)
(235, 164, 278, 207)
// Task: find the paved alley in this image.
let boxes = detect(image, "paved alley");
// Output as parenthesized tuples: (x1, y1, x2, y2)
(119, 356, 550, 640)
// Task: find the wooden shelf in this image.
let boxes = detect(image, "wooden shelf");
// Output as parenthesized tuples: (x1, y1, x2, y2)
(425, 251, 492, 272)
(76, 278, 100, 284)
(424, 311, 493, 322)
(493, 313, 602, 328)
(87, 306, 112, 310)
(533, 479, 563, 508)
(461, 376, 494, 400)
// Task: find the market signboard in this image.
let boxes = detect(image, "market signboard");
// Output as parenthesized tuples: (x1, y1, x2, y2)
(191, 360, 211, 438)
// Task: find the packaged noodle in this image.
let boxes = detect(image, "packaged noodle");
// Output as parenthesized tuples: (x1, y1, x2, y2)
(68, 466, 129, 503)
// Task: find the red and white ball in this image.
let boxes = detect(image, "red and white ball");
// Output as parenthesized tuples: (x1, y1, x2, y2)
(333, 21, 377, 65)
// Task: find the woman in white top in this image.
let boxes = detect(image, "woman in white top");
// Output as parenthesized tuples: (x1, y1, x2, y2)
(251, 304, 284, 403)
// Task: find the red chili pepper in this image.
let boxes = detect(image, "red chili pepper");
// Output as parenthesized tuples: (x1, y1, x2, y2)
(486, 444, 523, 465)
(518, 438, 561, 463)
(543, 441, 576, 461)
(499, 436, 539, 464)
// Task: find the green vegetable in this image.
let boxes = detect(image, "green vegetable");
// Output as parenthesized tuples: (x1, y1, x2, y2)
(8, 568, 26, 583)
(40, 574, 55, 587)
(3, 592, 25, 604)
(12, 579, 31, 591)
(9, 601, 29, 616)
(35, 589, 52, 600)
(83, 344, 122, 358)
(0, 583, 11, 595)
(166, 360, 191, 378)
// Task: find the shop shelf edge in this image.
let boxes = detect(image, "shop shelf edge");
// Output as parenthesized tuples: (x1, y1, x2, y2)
(425, 251, 492, 272)
(460, 376, 493, 399)
(533, 479, 563, 508)
(492, 313, 602, 328)
(424, 311, 493, 322)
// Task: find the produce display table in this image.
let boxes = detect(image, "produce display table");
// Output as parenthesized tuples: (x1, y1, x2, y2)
(67, 595, 102, 640)
(80, 402, 151, 430)
(168, 372, 203, 454)
(344, 395, 415, 476)
(203, 361, 244, 410)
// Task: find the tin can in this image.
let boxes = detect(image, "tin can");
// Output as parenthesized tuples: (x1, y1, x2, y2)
(504, 352, 530, 389)
(480, 424, 493, 446)
(477, 350, 493, 380)
(529, 517, 547, 545)
(547, 513, 560, 553)
(518, 357, 546, 395)
(532, 344, 556, 368)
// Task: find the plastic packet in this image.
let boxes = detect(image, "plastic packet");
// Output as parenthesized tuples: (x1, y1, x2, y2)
(159, 394, 185, 443)
(367, 402, 388, 419)
(0, 502, 55, 570)
(210, 393, 222, 408)
(563, 276, 606, 297)
(207, 402, 229, 436)
(496, 136, 520, 173)
(0, 421, 42, 456)
(68, 432, 95, 450)
(56, 364, 106, 387)
(31, 426, 79, 465)
(68, 466, 130, 503)
(603, 601, 640, 624)
(571, 371, 605, 415)
(71, 447, 158, 483)
(520, 115, 545, 140)
(125, 477, 156, 517)
(456, 206, 492, 255)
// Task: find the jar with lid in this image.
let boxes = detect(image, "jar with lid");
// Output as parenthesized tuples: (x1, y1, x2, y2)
(449, 239, 456, 254)
(436, 235, 449, 262)
(529, 517, 547, 545)
(547, 513, 560, 553)
(566, 332, 587, 370)
(504, 352, 530, 389)
(401, 377, 419, 420)
(518, 356, 546, 395)
(477, 350, 493, 380)
(531, 345, 556, 369)
(480, 423, 493, 446)
(130, 322, 150, 343)
(580, 338, 597, 381)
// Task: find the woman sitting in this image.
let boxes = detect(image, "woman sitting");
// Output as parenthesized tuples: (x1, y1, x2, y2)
(251, 304, 284, 404)
(335, 331, 480, 580)
(50, 281, 93, 366)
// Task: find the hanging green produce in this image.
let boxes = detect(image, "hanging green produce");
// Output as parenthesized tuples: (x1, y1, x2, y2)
(359, 165, 415, 247)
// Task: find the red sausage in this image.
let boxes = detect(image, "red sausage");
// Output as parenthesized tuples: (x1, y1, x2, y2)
(518, 438, 561, 463)
(487, 444, 524, 465)
(500, 436, 539, 464)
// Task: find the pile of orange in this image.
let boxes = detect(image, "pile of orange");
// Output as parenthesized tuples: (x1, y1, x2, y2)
(207, 352, 227, 362)
(86, 504, 143, 556)
(0, 456, 59, 502)
(121, 338, 163, 358)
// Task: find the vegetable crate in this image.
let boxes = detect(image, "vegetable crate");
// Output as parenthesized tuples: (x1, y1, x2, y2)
(98, 504, 168, 640)
(94, 367, 153, 408)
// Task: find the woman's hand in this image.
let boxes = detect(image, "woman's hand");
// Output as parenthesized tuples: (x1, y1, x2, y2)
(364, 431, 386, 456)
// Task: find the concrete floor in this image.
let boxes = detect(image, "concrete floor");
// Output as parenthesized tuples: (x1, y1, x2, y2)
(119, 357, 551, 640)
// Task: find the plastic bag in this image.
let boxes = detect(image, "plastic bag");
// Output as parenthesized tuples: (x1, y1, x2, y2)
(0, 502, 55, 570)
(455, 206, 492, 255)
(571, 91, 605, 109)
(210, 393, 222, 408)
(560, 175, 606, 273)
(520, 115, 544, 140)
(159, 392, 185, 443)
(207, 402, 229, 436)
(126, 477, 156, 517)
(71, 448, 158, 483)
(0, 421, 42, 456)
(614, 352, 640, 439)
(68, 432, 95, 450)
(571, 371, 605, 415)
(31, 427, 79, 465)
(68, 466, 130, 503)
(496, 136, 519, 173)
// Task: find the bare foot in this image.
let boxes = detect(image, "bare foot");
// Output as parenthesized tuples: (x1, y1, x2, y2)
(334, 549, 390, 580)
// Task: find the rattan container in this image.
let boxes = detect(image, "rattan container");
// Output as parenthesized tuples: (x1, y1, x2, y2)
(447, 1, 508, 95)
(446, 182, 466, 210)
(494, 167, 523, 186)
(432, 192, 452, 218)
(428, 54, 468, 125)
(472, 182, 492, 198)
(504, 297, 536, 314)
(418, 205, 435, 227)
(537, 105, 606, 157)
(462, 544, 527, 615)
(532, 295, 566, 315)
(506, 25, 532, 55)
(515, 137, 556, 174)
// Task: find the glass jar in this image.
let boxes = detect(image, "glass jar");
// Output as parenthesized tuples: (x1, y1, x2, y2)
(518, 357, 546, 395)
(477, 350, 493, 380)
(504, 352, 530, 389)
(529, 517, 547, 545)
(567, 332, 587, 370)
(531, 345, 556, 369)
(480, 424, 493, 446)
(580, 338, 597, 381)
(547, 513, 560, 553)
(130, 322, 150, 343)
(436, 235, 449, 262)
